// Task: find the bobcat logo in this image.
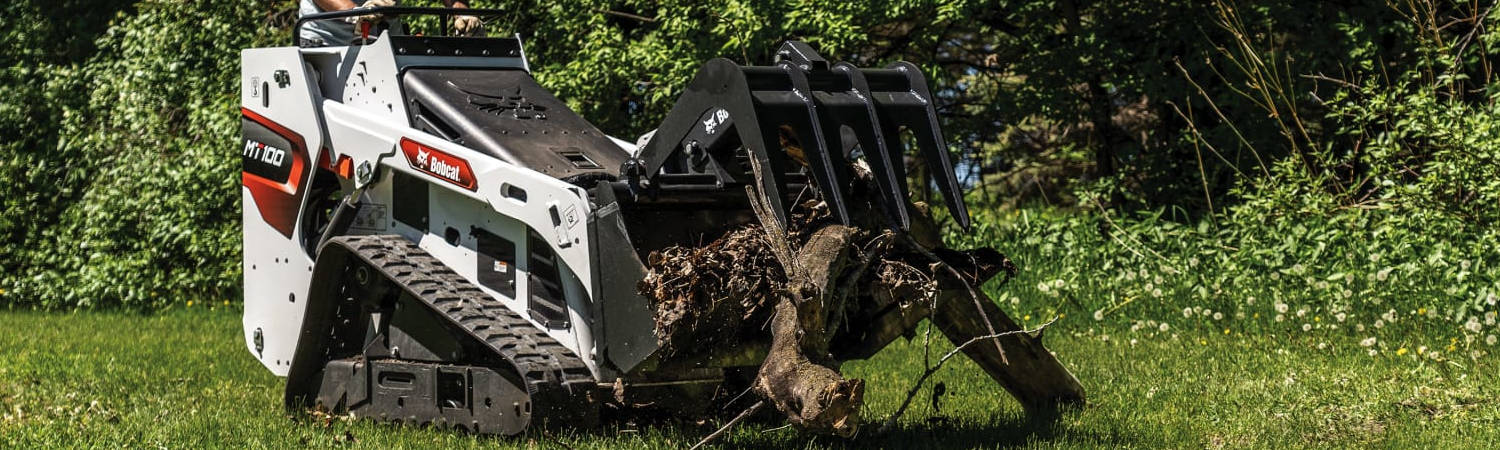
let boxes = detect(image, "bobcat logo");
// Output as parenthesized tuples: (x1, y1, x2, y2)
(702, 109, 729, 134)
(400, 138, 477, 191)
(457, 84, 548, 120)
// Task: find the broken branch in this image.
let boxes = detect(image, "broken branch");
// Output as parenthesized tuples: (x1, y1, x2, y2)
(879, 316, 1061, 433)
(689, 401, 766, 450)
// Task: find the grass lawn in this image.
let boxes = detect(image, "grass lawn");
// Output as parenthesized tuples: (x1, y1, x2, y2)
(1, 307, 1496, 448)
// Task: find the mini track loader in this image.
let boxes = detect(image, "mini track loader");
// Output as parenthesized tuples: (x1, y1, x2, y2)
(242, 7, 1082, 437)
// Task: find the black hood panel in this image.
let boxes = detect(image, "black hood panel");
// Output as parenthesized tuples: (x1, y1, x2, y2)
(401, 68, 629, 180)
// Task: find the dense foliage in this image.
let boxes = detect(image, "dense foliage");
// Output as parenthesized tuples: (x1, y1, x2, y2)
(0, 0, 1497, 341)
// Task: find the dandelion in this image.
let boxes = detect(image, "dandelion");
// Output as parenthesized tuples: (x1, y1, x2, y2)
(1427, 351, 1441, 361)
(1152, 288, 1163, 298)
(1223, 328, 1230, 335)
(1202, 308, 1213, 318)
(1376, 267, 1393, 282)
(1247, 296, 1256, 305)
(1213, 312, 1224, 321)
(1418, 346, 1428, 355)
(1317, 342, 1328, 350)
(1297, 308, 1307, 318)
(1489, 335, 1498, 346)
(1368, 349, 1379, 357)
(1356, 323, 1365, 332)
(1375, 320, 1385, 329)
(1130, 338, 1138, 346)
(1275, 302, 1289, 314)
(1316, 281, 1329, 290)
(1100, 334, 1110, 342)
(1183, 307, 1193, 318)
(1397, 347, 1408, 356)
(1488, 293, 1498, 307)
(1335, 312, 1346, 322)
(1052, 279, 1065, 289)
(1093, 309, 1105, 321)
(1344, 273, 1354, 284)
(187, 300, 193, 307)
(1275, 314, 1285, 322)
(1360, 337, 1377, 347)
(1037, 282, 1049, 292)
(1302, 323, 1312, 332)
(1159, 323, 1170, 332)
(1486, 311, 1496, 326)
(1466, 318, 1483, 333)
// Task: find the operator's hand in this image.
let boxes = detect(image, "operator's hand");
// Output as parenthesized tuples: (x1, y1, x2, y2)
(453, 14, 484, 37)
(344, 0, 399, 29)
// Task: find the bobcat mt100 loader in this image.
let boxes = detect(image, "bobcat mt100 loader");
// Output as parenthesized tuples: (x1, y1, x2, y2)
(242, 7, 1081, 436)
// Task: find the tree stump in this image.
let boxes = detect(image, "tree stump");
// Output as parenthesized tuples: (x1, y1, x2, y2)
(639, 179, 1085, 436)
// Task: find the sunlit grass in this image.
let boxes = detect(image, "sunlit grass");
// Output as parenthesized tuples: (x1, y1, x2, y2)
(2, 307, 1495, 448)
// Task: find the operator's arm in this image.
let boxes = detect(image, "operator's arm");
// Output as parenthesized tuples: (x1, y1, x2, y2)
(443, 1, 483, 36)
(313, 0, 360, 11)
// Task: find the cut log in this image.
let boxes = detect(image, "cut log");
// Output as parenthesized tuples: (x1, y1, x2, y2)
(930, 286, 1086, 415)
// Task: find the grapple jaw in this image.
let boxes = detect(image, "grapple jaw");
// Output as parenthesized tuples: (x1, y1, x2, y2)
(621, 41, 971, 232)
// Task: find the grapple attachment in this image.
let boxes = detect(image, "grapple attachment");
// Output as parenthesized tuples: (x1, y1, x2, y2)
(621, 41, 970, 232)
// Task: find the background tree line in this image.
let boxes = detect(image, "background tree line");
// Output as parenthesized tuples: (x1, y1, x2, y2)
(1, 0, 1496, 311)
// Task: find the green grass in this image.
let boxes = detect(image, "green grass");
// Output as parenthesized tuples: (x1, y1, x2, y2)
(2, 307, 1497, 448)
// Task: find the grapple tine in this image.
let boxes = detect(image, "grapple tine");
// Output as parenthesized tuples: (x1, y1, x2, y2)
(623, 44, 966, 234)
(779, 63, 854, 225)
(886, 62, 971, 230)
(833, 62, 911, 230)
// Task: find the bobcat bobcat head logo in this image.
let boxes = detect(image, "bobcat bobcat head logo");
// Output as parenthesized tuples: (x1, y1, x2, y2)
(454, 83, 548, 120)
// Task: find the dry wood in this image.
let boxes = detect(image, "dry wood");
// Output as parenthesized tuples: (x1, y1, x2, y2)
(931, 287, 1086, 415)
(637, 177, 1086, 437)
(689, 401, 765, 450)
(879, 316, 1060, 432)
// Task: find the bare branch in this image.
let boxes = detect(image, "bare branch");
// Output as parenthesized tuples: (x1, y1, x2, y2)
(879, 316, 1061, 433)
(600, 9, 656, 23)
(690, 401, 766, 450)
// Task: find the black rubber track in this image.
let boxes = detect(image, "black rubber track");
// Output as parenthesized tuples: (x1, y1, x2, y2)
(325, 235, 597, 427)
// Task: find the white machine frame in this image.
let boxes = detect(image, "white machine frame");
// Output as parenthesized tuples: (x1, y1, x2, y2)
(241, 32, 622, 379)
